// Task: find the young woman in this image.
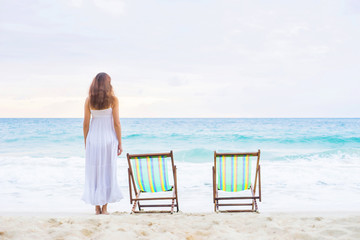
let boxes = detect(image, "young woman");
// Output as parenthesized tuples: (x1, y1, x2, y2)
(82, 72, 123, 215)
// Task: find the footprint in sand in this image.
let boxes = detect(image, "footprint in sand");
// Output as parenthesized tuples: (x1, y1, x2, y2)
(48, 218, 63, 227)
(321, 229, 346, 238)
(81, 229, 93, 237)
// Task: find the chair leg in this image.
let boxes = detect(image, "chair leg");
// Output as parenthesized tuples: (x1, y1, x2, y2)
(176, 198, 179, 212)
(134, 192, 141, 212)
(171, 193, 175, 214)
(254, 199, 258, 212)
(175, 188, 179, 212)
(131, 200, 138, 213)
(215, 189, 219, 212)
(171, 202, 174, 214)
(212, 167, 216, 203)
(258, 165, 262, 202)
(174, 166, 179, 212)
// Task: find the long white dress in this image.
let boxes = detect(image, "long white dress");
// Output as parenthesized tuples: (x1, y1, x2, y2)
(82, 108, 123, 205)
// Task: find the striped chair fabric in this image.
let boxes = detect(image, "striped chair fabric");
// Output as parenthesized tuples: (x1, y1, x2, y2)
(217, 155, 252, 192)
(131, 155, 172, 192)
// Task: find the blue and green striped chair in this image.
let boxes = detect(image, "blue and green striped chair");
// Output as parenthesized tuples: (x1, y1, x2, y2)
(213, 150, 262, 212)
(127, 151, 179, 213)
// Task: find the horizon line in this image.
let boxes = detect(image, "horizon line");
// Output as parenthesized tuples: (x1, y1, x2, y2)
(1, 117, 359, 119)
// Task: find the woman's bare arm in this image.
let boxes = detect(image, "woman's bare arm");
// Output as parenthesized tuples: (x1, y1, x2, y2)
(112, 97, 123, 156)
(83, 97, 91, 148)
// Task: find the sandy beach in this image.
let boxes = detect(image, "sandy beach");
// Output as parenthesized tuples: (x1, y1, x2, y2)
(1, 212, 359, 240)
(2, 0, 360, 239)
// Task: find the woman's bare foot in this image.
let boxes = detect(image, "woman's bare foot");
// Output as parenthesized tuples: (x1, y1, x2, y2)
(95, 205, 101, 215)
(101, 204, 109, 215)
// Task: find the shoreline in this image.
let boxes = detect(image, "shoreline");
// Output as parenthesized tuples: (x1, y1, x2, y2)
(1, 210, 360, 217)
(1, 212, 359, 239)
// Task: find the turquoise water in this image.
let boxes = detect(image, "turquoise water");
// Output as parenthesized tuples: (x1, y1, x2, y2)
(0, 118, 360, 212)
(1, 118, 360, 160)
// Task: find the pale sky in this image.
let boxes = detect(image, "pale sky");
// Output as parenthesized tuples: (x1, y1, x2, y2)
(0, 0, 359, 117)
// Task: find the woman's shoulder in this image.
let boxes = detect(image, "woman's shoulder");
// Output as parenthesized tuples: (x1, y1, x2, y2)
(112, 96, 119, 106)
(85, 97, 90, 107)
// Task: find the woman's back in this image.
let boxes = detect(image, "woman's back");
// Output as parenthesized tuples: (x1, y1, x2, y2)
(87, 107, 118, 147)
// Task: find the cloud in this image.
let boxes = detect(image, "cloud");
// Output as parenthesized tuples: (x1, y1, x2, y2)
(0, 1, 359, 117)
(92, 0, 125, 16)
(64, 0, 84, 8)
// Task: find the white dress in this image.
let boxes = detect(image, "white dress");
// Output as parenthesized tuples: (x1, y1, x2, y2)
(82, 108, 123, 205)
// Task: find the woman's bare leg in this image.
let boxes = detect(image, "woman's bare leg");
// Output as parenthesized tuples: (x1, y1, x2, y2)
(95, 205, 101, 215)
(101, 204, 109, 215)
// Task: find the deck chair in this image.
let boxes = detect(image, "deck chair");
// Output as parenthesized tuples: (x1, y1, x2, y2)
(127, 151, 179, 213)
(213, 150, 262, 212)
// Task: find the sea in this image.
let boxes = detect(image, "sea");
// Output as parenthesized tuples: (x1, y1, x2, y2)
(0, 118, 359, 213)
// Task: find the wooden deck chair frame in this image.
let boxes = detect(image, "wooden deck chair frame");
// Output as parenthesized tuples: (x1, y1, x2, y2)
(127, 151, 179, 214)
(213, 150, 262, 213)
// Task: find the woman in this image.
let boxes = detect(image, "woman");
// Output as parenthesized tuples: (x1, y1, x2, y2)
(82, 72, 123, 215)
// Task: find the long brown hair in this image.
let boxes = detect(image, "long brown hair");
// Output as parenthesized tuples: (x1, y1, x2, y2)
(88, 72, 115, 110)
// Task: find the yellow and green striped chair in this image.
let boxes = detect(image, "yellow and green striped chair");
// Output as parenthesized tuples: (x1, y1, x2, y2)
(127, 151, 179, 213)
(213, 150, 262, 212)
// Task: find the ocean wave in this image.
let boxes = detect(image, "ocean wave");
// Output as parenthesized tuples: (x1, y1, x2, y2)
(1, 135, 83, 143)
(280, 148, 360, 162)
(121, 133, 360, 145)
(1, 151, 359, 212)
(174, 148, 214, 162)
(123, 133, 144, 139)
(1, 147, 359, 165)
(277, 136, 360, 144)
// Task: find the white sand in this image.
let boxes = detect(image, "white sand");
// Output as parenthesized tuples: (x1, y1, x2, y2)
(0, 212, 359, 240)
